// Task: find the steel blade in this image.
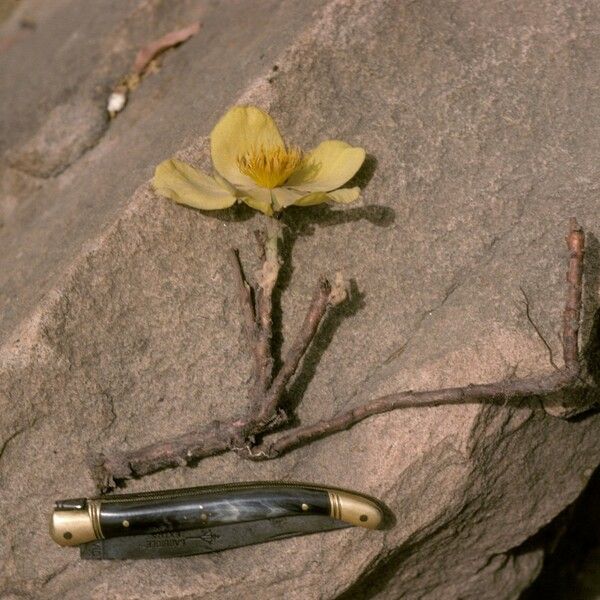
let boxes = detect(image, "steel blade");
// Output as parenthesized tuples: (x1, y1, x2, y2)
(80, 515, 349, 559)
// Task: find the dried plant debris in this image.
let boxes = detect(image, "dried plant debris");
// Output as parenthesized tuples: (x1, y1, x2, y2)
(93, 218, 591, 492)
(107, 21, 201, 118)
(133, 21, 200, 75)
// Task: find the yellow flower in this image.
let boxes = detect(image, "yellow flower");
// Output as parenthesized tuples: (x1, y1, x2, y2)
(152, 106, 366, 216)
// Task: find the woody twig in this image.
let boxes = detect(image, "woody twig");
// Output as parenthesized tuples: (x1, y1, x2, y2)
(92, 218, 587, 492)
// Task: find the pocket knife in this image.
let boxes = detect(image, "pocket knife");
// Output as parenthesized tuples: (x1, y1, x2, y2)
(50, 481, 387, 559)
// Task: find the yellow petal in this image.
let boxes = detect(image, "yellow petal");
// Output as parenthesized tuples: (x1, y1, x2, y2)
(239, 186, 274, 216)
(153, 159, 236, 210)
(326, 186, 361, 203)
(272, 187, 330, 210)
(238, 185, 308, 214)
(211, 106, 285, 187)
(213, 170, 239, 196)
(242, 197, 274, 216)
(272, 187, 303, 209)
(287, 186, 360, 208)
(290, 191, 330, 207)
(286, 140, 365, 192)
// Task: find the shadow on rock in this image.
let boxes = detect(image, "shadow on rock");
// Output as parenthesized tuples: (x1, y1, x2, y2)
(281, 278, 366, 417)
(346, 152, 378, 189)
(269, 203, 393, 375)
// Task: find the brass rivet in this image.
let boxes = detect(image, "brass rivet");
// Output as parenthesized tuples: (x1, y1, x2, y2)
(63, 531, 72, 540)
(360, 514, 368, 522)
(122, 520, 130, 528)
(201, 513, 208, 521)
(301, 503, 309, 511)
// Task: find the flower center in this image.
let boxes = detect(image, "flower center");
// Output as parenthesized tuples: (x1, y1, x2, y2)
(237, 145, 303, 188)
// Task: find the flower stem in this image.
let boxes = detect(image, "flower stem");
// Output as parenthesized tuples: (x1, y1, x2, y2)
(250, 215, 282, 401)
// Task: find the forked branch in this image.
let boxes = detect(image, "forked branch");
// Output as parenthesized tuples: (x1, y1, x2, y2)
(92, 219, 588, 491)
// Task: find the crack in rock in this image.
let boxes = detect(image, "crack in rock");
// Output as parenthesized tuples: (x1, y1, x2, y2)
(519, 286, 559, 371)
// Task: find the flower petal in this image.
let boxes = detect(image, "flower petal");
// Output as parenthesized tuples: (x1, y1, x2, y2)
(272, 187, 304, 209)
(290, 191, 330, 207)
(239, 186, 274, 216)
(286, 186, 360, 208)
(326, 186, 361, 204)
(242, 197, 273, 216)
(153, 159, 236, 210)
(211, 106, 285, 187)
(239, 186, 301, 214)
(286, 140, 365, 192)
(213, 170, 240, 196)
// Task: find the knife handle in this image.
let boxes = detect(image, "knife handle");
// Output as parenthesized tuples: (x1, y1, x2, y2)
(100, 487, 331, 539)
(50, 485, 384, 546)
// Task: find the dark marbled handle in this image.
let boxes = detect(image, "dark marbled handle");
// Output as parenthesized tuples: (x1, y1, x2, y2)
(99, 486, 330, 538)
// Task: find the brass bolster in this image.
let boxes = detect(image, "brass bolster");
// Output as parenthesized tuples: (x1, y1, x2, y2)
(50, 499, 103, 547)
(327, 490, 383, 529)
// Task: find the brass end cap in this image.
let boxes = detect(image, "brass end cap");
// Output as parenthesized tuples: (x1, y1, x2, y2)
(50, 502, 100, 547)
(328, 490, 384, 529)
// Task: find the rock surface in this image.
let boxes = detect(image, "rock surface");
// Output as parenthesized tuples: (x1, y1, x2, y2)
(1, 0, 599, 599)
(6, 97, 109, 177)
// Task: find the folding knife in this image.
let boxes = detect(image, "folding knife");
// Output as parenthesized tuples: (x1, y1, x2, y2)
(50, 481, 387, 559)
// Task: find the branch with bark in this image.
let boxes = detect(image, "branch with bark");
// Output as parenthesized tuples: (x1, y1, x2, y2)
(91, 218, 589, 492)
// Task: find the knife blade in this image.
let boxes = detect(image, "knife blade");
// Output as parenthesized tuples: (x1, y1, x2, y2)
(49, 480, 387, 559)
(79, 515, 350, 559)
